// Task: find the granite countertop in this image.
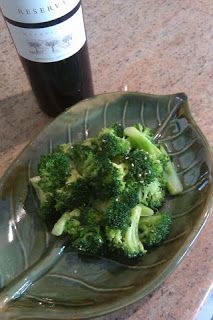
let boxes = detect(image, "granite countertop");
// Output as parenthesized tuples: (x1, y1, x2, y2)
(0, 1, 212, 319)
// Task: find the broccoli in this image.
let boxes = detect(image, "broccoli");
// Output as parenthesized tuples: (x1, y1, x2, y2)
(65, 168, 81, 185)
(38, 150, 72, 193)
(139, 212, 172, 247)
(95, 159, 127, 200)
(139, 204, 154, 217)
(120, 181, 141, 209)
(32, 122, 182, 260)
(105, 201, 131, 230)
(30, 176, 49, 205)
(51, 209, 81, 236)
(160, 146, 183, 195)
(126, 149, 155, 185)
(104, 180, 142, 230)
(55, 177, 94, 213)
(124, 126, 183, 195)
(96, 126, 130, 159)
(56, 143, 72, 155)
(164, 160, 183, 195)
(141, 178, 166, 209)
(106, 205, 146, 258)
(71, 226, 104, 254)
(30, 176, 57, 221)
(111, 123, 124, 138)
(94, 181, 141, 236)
(39, 195, 58, 223)
(52, 209, 104, 254)
(70, 144, 98, 177)
(80, 207, 103, 226)
(124, 126, 161, 158)
(93, 198, 113, 214)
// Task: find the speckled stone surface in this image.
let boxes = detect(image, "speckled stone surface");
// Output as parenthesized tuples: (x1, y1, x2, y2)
(0, 1, 212, 319)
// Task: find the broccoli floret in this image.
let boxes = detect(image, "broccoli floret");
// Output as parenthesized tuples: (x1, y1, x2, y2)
(96, 126, 130, 159)
(70, 144, 98, 177)
(126, 150, 155, 184)
(124, 126, 183, 195)
(65, 168, 81, 185)
(55, 177, 94, 212)
(106, 205, 146, 258)
(149, 155, 168, 187)
(139, 212, 172, 247)
(64, 216, 81, 239)
(141, 178, 166, 209)
(135, 123, 154, 141)
(105, 201, 131, 230)
(39, 195, 58, 222)
(120, 181, 141, 209)
(96, 159, 127, 200)
(111, 123, 124, 138)
(30, 176, 49, 205)
(30, 176, 57, 221)
(51, 209, 81, 236)
(38, 150, 72, 193)
(52, 209, 104, 254)
(104, 182, 141, 230)
(56, 143, 72, 155)
(72, 226, 104, 254)
(80, 207, 103, 226)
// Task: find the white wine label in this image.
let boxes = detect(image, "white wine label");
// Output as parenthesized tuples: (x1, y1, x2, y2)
(0, 0, 80, 23)
(6, 6, 86, 63)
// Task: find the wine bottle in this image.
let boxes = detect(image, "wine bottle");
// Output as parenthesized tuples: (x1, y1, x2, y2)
(0, 0, 93, 117)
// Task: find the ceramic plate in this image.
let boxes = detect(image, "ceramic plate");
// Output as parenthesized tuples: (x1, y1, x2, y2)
(0, 92, 212, 320)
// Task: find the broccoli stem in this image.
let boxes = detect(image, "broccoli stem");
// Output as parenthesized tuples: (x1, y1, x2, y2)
(124, 205, 146, 256)
(124, 127, 161, 157)
(164, 161, 183, 195)
(30, 176, 48, 205)
(139, 204, 154, 216)
(160, 146, 183, 195)
(51, 209, 80, 236)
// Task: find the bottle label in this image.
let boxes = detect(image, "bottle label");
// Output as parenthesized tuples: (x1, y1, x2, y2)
(1, 1, 86, 63)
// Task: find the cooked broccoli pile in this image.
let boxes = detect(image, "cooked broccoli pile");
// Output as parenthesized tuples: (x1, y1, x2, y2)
(30, 123, 183, 258)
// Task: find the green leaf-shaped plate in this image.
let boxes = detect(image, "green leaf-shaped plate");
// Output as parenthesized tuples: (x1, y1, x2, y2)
(0, 92, 212, 320)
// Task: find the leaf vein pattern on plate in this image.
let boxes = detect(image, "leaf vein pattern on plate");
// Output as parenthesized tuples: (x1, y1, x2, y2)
(166, 138, 197, 157)
(103, 102, 109, 128)
(156, 100, 162, 126)
(84, 109, 89, 139)
(159, 125, 189, 142)
(172, 199, 204, 218)
(25, 294, 95, 307)
(163, 230, 188, 244)
(67, 124, 72, 144)
(47, 274, 134, 292)
(140, 101, 145, 127)
(177, 159, 203, 175)
(122, 100, 128, 128)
